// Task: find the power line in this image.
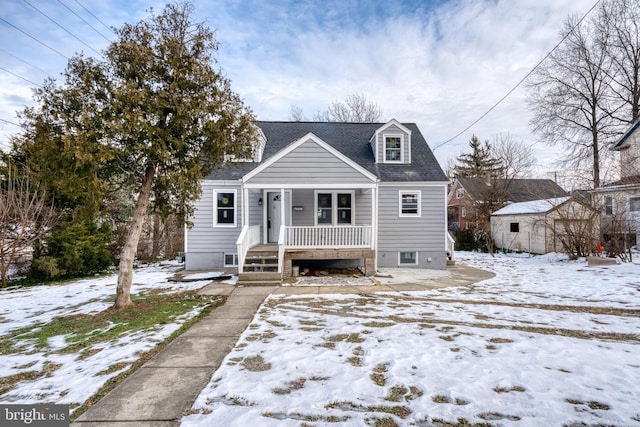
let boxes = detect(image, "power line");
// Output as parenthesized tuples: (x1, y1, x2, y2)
(0, 66, 42, 87)
(71, 0, 116, 37)
(0, 118, 22, 128)
(22, 0, 102, 57)
(432, 0, 602, 151)
(0, 17, 69, 60)
(58, 0, 114, 43)
(0, 49, 54, 78)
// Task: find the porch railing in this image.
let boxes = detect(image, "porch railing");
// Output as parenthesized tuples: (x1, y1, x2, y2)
(236, 224, 261, 273)
(447, 231, 455, 261)
(284, 225, 373, 249)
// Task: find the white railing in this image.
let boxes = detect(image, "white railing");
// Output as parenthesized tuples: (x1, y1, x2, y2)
(447, 231, 455, 261)
(236, 224, 261, 273)
(284, 225, 373, 248)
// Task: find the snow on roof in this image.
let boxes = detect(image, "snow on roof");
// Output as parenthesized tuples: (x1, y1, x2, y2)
(492, 196, 571, 216)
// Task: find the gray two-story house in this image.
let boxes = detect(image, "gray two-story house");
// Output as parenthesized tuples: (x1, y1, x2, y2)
(185, 119, 450, 283)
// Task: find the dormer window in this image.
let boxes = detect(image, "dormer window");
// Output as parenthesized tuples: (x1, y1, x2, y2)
(384, 135, 403, 163)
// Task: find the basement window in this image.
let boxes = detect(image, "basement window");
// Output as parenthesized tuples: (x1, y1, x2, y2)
(224, 253, 238, 267)
(399, 251, 417, 265)
(510, 222, 519, 233)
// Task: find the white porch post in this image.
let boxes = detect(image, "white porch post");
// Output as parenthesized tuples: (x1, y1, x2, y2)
(243, 185, 249, 228)
(372, 183, 379, 270)
(280, 187, 285, 234)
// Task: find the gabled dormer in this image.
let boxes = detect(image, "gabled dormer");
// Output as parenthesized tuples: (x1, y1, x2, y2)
(369, 119, 412, 164)
(224, 125, 267, 163)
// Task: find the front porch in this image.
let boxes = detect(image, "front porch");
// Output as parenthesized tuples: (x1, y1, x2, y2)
(237, 223, 377, 284)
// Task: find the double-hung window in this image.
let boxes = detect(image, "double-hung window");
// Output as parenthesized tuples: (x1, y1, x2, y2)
(630, 196, 640, 212)
(603, 196, 614, 216)
(214, 190, 236, 227)
(384, 135, 403, 163)
(399, 191, 420, 217)
(316, 191, 354, 225)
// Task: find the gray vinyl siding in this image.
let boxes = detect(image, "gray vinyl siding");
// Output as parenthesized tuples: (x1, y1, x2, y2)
(249, 139, 374, 184)
(376, 184, 447, 269)
(376, 124, 411, 164)
(185, 181, 242, 270)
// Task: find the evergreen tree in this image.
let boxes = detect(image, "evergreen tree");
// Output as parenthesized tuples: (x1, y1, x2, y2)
(453, 135, 504, 178)
(8, 2, 256, 308)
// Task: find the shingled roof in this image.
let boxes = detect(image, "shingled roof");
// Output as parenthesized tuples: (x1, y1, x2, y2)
(456, 177, 568, 203)
(205, 121, 448, 182)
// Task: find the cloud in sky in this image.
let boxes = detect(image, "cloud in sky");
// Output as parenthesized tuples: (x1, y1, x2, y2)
(0, 0, 595, 172)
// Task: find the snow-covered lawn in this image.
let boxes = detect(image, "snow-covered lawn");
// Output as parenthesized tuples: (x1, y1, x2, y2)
(0, 262, 228, 412)
(183, 252, 640, 427)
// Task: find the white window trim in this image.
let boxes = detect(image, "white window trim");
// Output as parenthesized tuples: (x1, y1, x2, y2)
(456, 189, 464, 199)
(314, 190, 356, 226)
(461, 207, 467, 218)
(224, 253, 238, 267)
(383, 134, 404, 164)
(399, 190, 421, 217)
(629, 195, 640, 212)
(398, 251, 418, 265)
(213, 189, 237, 227)
(602, 195, 615, 217)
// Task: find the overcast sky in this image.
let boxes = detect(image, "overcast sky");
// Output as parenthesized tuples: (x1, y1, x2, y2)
(0, 0, 596, 178)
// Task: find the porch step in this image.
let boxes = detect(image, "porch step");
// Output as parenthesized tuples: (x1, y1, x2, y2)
(244, 263, 279, 272)
(237, 271, 282, 286)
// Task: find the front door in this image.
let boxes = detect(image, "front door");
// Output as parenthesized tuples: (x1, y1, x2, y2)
(268, 192, 282, 243)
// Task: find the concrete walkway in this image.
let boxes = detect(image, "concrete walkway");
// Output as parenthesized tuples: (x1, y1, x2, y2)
(72, 264, 492, 427)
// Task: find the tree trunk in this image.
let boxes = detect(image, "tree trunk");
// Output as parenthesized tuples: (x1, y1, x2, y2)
(114, 164, 156, 309)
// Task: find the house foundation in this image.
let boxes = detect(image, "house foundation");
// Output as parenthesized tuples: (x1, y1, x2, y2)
(283, 249, 376, 277)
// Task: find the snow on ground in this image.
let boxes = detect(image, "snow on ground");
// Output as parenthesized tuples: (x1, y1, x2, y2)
(182, 252, 640, 427)
(0, 263, 230, 411)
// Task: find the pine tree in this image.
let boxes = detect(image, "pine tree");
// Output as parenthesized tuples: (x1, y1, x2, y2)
(454, 135, 504, 178)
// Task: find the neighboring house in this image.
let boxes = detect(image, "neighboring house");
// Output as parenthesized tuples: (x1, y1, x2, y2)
(491, 197, 597, 254)
(447, 177, 568, 230)
(185, 120, 450, 282)
(592, 118, 640, 248)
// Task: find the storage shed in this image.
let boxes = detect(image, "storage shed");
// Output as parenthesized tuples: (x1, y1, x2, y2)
(491, 197, 597, 254)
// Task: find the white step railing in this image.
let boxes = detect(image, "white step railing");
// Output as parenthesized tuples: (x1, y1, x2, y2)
(284, 225, 373, 249)
(236, 224, 261, 273)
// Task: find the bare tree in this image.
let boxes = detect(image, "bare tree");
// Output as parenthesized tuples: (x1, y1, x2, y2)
(0, 168, 57, 287)
(313, 93, 383, 122)
(490, 133, 536, 179)
(289, 104, 305, 121)
(527, 15, 619, 188)
(597, 0, 640, 124)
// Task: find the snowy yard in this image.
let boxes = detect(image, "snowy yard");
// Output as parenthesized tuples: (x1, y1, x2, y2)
(182, 252, 640, 427)
(0, 262, 226, 413)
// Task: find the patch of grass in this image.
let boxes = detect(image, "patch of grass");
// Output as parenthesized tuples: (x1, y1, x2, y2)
(2, 292, 221, 357)
(477, 412, 521, 421)
(347, 356, 362, 367)
(325, 401, 411, 419)
(371, 416, 399, 427)
(432, 395, 451, 404)
(429, 417, 492, 427)
(587, 401, 610, 410)
(327, 333, 365, 343)
(439, 335, 455, 342)
(0, 361, 61, 395)
(493, 385, 525, 393)
(272, 377, 306, 395)
(96, 362, 129, 376)
(450, 347, 460, 352)
(370, 363, 389, 386)
(362, 321, 395, 328)
(385, 386, 408, 402)
(266, 320, 286, 328)
(488, 337, 514, 344)
(485, 345, 497, 350)
(242, 355, 271, 372)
